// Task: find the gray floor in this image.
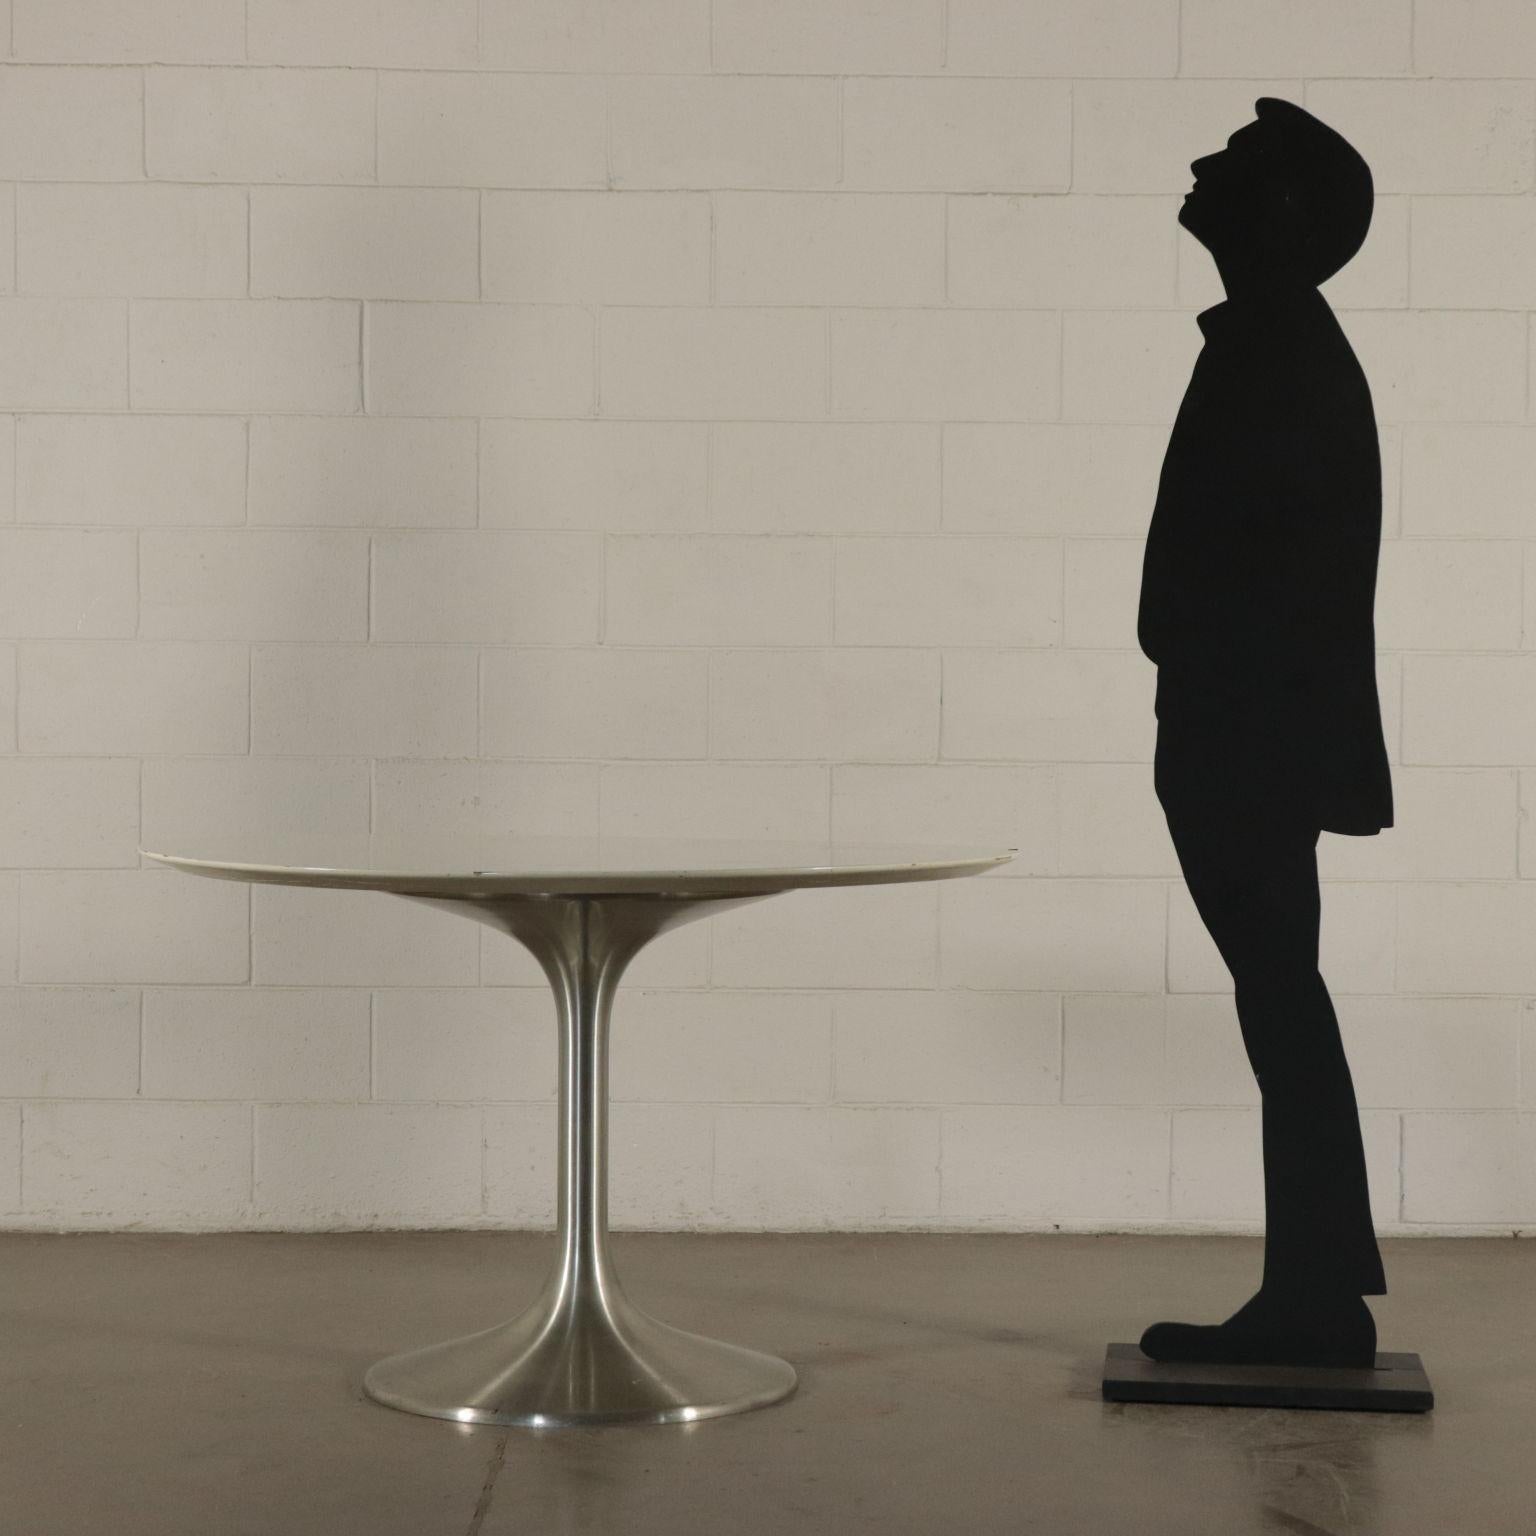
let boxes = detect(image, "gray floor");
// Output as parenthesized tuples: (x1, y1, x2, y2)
(2, 1231, 1530, 1535)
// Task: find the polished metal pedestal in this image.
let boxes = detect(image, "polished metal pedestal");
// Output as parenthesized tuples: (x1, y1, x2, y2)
(363, 891, 797, 1427)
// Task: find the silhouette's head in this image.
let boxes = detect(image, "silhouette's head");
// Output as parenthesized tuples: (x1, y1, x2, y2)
(1180, 98, 1373, 292)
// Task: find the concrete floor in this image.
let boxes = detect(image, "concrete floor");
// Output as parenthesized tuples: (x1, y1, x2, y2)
(1, 1231, 1530, 1535)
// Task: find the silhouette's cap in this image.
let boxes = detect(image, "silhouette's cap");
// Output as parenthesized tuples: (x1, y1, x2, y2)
(1253, 97, 1373, 285)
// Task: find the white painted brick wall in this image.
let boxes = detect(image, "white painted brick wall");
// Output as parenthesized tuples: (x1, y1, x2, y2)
(0, 0, 1531, 1236)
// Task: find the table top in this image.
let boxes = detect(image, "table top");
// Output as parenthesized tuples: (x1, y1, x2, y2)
(140, 835, 1015, 898)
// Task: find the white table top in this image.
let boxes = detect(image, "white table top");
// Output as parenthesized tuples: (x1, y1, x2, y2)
(140, 835, 1016, 898)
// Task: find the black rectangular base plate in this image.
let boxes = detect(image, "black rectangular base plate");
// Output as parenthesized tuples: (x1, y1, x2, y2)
(1102, 1343, 1433, 1412)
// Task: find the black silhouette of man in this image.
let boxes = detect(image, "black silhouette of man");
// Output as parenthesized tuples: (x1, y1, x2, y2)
(1135, 98, 1391, 1368)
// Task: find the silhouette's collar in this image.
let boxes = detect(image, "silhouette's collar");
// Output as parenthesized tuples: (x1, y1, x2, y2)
(1197, 288, 1322, 344)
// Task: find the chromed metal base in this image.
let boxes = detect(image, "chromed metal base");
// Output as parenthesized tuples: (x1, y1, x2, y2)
(363, 1290, 797, 1428)
(367, 890, 797, 1428)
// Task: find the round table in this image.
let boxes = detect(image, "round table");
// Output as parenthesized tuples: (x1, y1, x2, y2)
(142, 835, 1014, 1428)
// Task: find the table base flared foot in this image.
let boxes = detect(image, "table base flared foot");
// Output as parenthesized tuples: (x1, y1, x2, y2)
(362, 1292, 797, 1427)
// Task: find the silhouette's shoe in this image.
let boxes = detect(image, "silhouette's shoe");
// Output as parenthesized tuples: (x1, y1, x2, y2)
(1138, 1288, 1376, 1368)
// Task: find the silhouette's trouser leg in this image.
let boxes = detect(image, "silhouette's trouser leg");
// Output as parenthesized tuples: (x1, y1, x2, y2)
(1160, 799, 1386, 1297)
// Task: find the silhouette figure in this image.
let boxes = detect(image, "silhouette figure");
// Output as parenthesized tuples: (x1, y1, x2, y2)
(1135, 98, 1391, 1368)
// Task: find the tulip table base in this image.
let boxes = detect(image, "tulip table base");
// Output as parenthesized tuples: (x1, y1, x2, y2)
(364, 889, 796, 1428)
(363, 1292, 797, 1429)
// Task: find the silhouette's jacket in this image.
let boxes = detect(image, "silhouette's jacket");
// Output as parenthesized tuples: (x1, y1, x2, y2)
(1133, 99, 1390, 1368)
(1138, 104, 1391, 838)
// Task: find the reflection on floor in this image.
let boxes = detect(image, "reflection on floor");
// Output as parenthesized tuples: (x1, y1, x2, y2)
(2, 1230, 1528, 1535)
